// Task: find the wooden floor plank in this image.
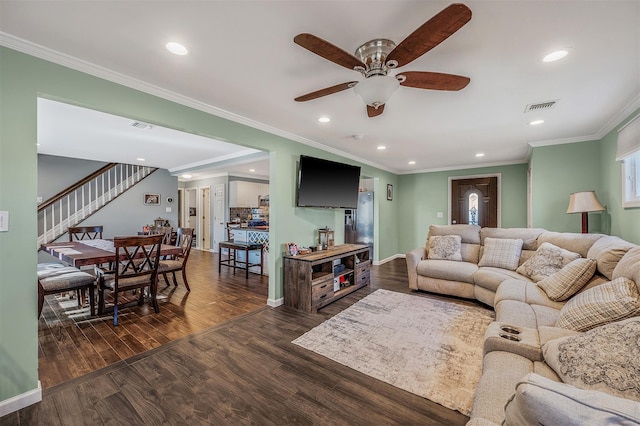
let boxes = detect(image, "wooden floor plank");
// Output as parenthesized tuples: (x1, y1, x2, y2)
(7, 253, 473, 425)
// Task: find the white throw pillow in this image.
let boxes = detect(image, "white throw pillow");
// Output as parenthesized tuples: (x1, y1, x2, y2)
(537, 258, 597, 301)
(427, 235, 462, 261)
(478, 237, 523, 271)
(555, 277, 640, 331)
(542, 317, 640, 403)
(516, 242, 581, 282)
(503, 372, 640, 425)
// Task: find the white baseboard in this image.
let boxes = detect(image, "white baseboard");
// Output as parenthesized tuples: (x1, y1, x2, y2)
(0, 381, 42, 417)
(373, 253, 406, 266)
(267, 297, 283, 307)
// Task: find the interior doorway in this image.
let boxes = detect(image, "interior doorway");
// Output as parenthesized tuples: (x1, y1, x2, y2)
(212, 184, 225, 253)
(450, 175, 499, 227)
(199, 186, 211, 250)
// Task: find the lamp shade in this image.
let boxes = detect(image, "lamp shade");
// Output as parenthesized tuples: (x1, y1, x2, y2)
(566, 191, 606, 214)
(353, 75, 399, 108)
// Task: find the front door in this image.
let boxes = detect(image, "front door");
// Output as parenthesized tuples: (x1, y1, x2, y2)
(451, 176, 498, 227)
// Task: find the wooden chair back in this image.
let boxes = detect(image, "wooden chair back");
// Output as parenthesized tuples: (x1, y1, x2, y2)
(68, 225, 103, 241)
(149, 226, 172, 245)
(175, 228, 194, 261)
(99, 234, 163, 325)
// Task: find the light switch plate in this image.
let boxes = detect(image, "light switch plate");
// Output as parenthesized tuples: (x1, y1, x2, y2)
(165, 207, 172, 213)
(437, 212, 443, 218)
(0, 211, 8, 232)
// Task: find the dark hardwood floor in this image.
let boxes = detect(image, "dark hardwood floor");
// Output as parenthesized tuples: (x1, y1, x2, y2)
(4, 252, 470, 425)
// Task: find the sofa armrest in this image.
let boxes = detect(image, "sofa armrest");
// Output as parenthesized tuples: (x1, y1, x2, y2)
(406, 247, 425, 290)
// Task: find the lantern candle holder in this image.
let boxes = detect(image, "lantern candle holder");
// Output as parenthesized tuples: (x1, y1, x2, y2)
(318, 227, 334, 250)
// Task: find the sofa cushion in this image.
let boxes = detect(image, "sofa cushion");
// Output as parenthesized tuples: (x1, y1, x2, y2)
(613, 245, 640, 287)
(480, 227, 544, 251)
(428, 224, 481, 244)
(543, 317, 640, 402)
(478, 238, 523, 271)
(470, 351, 534, 425)
(416, 259, 478, 283)
(555, 277, 640, 331)
(586, 235, 636, 280)
(537, 258, 597, 301)
(537, 231, 602, 258)
(495, 299, 560, 329)
(473, 267, 531, 293)
(495, 279, 557, 307)
(503, 373, 640, 426)
(515, 242, 581, 282)
(427, 235, 462, 261)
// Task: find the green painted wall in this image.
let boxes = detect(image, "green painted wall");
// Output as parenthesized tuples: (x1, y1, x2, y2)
(531, 140, 604, 234)
(599, 108, 640, 244)
(0, 46, 398, 404)
(396, 163, 528, 253)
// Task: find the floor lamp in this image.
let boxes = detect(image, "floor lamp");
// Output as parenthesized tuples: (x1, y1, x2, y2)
(566, 191, 605, 233)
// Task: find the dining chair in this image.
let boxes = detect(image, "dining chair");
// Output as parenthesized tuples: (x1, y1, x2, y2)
(96, 234, 163, 326)
(159, 227, 194, 291)
(66, 225, 105, 303)
(37, 262, 96, 318)
(68, 225, 103, 241)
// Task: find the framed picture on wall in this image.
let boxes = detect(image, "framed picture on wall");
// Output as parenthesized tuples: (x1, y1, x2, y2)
(387, 184, 393, 201)
(144, 193, 160, 205)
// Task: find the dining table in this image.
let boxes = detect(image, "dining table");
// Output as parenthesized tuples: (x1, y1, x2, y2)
(40, 239, 182, 268)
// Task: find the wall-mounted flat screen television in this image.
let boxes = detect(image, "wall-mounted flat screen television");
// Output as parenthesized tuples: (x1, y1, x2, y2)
(296, 155, 361, 209)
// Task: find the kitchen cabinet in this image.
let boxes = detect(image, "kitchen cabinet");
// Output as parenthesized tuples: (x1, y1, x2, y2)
(229, 181, 269, 207)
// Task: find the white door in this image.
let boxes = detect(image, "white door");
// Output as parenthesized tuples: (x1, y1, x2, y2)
(213, 184, 225, 252)
(199, 187, 211, 250)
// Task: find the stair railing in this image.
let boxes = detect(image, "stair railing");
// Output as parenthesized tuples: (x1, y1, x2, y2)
(38, 163, 157, 246)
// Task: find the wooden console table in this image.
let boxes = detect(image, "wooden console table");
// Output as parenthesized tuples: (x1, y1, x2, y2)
(284, 244, 371, 313)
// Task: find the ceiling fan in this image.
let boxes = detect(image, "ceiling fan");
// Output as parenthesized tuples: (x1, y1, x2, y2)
(294, 3, 472, 117)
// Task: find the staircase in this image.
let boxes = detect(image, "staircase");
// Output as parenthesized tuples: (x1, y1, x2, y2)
(38, 163, 157, 246)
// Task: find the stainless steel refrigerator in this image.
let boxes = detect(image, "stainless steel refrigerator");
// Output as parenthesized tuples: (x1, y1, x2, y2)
(345, 191, 374, 251)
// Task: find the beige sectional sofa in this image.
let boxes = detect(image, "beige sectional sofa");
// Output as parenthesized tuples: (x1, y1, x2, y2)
(406, 225, 640, 425)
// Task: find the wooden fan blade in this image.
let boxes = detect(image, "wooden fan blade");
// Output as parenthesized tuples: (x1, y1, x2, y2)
(295, 81, 358, 102)
(399, 71, 470, 91)
(294, 33, 364, 70)
(367, 104, 385, 118)
(387, 3, 472, 68)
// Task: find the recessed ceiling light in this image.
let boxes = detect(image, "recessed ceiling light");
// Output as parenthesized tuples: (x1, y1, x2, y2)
(475, 153, 485, 157)
(529, 119, 545, 126)
(137, 158, 146, 162)
(166, 42, 188, 56)
(182, 174, 192, 179)
(542, 49, 569, 63)
(377, 145, 386, 150)
(249, 169, 256, 172)
(408, 161, 416, 165)
(318, 116, 330, 123)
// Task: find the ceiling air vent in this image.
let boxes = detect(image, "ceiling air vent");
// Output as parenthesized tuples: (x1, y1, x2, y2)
(131, 121, 153, 130)
(524, 100, 558, 113)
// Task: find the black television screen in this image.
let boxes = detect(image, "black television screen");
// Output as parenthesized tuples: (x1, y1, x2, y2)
(296, 156, 361, 208)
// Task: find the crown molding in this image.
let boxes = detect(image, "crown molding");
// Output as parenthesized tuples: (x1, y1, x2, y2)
(0, 32, 397, 175)
(528, 94, 640, 148)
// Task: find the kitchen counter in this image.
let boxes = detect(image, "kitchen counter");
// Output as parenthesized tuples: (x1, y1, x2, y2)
(227, 227, 270, 275)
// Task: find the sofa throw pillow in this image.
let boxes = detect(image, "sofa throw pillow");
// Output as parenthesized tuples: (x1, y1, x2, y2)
(542, 317, 640, 403)
(503, 372, 640, 425)
(427, 235, 462, 261)
(477, 237, 523, 271)
(515, 242, 581, 282)
(555, 277, 640, 332)
(537, 258, 597, 301)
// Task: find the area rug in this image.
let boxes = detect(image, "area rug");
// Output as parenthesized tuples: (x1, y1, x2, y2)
(292, 289, 495, 416)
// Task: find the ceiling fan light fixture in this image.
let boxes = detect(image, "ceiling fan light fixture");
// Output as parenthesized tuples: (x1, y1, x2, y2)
(354, 76, 400, 109)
